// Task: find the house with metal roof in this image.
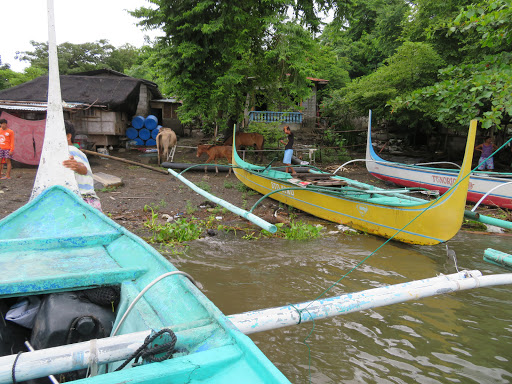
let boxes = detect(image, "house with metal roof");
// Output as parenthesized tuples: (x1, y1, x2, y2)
(0, 69, 182, 148)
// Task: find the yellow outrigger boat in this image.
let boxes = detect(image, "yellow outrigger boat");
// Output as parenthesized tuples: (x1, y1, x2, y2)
(232, 121, 477, 245)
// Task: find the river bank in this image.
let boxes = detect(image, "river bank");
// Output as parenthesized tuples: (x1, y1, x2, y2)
(1, 134, 509, 239)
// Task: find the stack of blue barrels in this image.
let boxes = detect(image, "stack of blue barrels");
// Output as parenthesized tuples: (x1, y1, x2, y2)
(125, 115, 162, 146)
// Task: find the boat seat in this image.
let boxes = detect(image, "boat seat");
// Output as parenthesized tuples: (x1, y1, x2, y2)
(0, 233, 148, 298)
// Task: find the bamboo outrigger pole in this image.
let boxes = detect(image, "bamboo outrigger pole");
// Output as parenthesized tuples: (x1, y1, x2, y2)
(168, 168, 277, 233)
(2, 268, 512, 383)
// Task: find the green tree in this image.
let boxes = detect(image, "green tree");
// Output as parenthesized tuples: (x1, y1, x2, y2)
(323, 42, 445, 122)
(390, 0, 512, 130)
(130, 0, 347, 130)
(16, 40, 141, 74)
(322, 0, 410, 78)
(0, 58, 44, 90)
(402, 0, 476, 64)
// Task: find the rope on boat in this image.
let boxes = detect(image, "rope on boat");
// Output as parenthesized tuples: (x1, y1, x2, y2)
(11, 352, 23, 384)
(115, 328, 177, 371)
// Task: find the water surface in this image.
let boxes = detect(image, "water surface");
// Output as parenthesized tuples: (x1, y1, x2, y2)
(165, 229, 512, 383)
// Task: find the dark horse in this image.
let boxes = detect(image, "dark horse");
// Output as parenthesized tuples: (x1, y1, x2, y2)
(223, 132, 264, 161)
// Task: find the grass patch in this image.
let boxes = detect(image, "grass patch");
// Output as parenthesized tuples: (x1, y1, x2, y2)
(224, 180, 236, 189)
(185, 200, 197, 214)
(143, 199, 167, 212)
(462, 219, 487, 231)
(98, 186, 118, 193)
(196, 180, 212, 193)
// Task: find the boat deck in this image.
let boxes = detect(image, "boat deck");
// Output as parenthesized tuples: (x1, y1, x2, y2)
(0, 186, 290, 383)
(256, 167, 429, 206)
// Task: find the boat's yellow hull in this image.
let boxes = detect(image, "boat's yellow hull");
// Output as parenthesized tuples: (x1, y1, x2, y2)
(233, 121, 477, 245)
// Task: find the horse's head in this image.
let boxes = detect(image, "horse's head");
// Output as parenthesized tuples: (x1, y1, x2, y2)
(197, 144, 210, 157)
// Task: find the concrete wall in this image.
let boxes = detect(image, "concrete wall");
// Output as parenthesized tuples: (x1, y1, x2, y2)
(136, 84, 151, 116)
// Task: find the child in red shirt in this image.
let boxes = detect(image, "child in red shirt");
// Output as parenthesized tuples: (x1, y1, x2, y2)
(0, 118, 15, 179)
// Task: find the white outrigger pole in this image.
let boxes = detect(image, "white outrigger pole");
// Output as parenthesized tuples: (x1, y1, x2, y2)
(1, 267, 512, 383)
(30, 0, 80, 200)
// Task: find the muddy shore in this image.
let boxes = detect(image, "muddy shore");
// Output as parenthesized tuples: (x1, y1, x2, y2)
(1, 134, 508, 237)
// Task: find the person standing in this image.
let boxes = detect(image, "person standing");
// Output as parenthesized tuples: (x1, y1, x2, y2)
(62, 121, 102, 211)
(280, 125, 296, 175)
(0, 119, 15, 180)
(475, 136, 498, 171)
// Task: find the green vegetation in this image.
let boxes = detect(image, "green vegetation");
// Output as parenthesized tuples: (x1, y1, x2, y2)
(98, 186, 119, 193)
(195, 180, 212, 193)
(185, 200, 197, 215)
(247, 220, 323, 240)
(246, 123, 285, 148)
(143, 199, 167, 212)
(223, 180, 236, 189)
(144, 204, 324, 244)
(5, 0, 511, 140)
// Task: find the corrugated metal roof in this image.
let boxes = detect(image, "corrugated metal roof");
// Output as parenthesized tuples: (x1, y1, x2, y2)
(151, 98, 182, 104)
(0, 101, 94, 112)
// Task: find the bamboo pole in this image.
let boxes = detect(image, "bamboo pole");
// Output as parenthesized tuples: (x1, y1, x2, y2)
(168, 168, 277, 233)
(2, 270, 512, 383)
(82, 149, 169, 175)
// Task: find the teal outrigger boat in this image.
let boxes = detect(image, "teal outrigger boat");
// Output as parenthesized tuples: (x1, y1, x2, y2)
(0, 2, 287, 381)
(0, 185, 290, 383)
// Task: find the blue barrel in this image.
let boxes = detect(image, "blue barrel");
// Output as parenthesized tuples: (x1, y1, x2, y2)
(126, 127, 138, 140)
(146, 138, 156, 146)
(151, 127, 160, 139)
(139, 128, 151, 141)
(144, 115, 158, 130)
(134, 138, 145, 146)
(131, 115, 145, 129)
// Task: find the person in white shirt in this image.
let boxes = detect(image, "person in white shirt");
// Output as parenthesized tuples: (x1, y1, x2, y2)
(62, 121, 102, 211)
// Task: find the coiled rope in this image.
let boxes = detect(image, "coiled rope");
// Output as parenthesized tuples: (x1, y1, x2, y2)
(114, 328, 177, 371)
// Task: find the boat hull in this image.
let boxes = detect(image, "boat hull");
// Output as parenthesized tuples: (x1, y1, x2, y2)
(232, 121, 477, 245)
(365, 118, 512, 209)
(234, 167, 462, 245)
(0, 186, 290, 383)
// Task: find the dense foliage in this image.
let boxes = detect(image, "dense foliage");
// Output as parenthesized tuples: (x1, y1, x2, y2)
(3, 0, 511, 135)
(389, 0, 512, 130)
(13, 40, 141, 75)
(128, 0, 349, 128)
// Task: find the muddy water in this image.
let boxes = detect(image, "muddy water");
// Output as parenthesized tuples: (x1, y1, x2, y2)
(164, 229, 512, 383)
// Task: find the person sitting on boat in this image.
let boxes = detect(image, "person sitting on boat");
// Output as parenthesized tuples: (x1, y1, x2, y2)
(475, 136, 498, 171)
(62, 121, 102, 211)
(280, 125, 296, 176)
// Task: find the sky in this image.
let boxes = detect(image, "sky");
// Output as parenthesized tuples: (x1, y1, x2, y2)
(1, 0, 161, 72)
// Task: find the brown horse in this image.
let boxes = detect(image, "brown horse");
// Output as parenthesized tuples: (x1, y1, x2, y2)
(156, 128, 177, 164)
(223, 132, 264, 160)
(196, 144, 233, 176)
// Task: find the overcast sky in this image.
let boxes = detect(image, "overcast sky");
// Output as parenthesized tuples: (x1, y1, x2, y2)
(1, 0, 161, 72)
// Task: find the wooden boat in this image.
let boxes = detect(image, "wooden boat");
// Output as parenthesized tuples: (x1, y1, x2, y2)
(0, 3, 290, 382)
(232, 121, 478, 245)
(365, 114, 512, 209)
(0, 185, 290, 383)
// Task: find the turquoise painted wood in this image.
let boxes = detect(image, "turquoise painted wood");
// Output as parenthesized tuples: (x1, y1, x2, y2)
(0, 186, 290, 383)
(484, 248, 512, 271)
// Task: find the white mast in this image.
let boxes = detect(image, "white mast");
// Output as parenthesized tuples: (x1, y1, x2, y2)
(30, 0, 80, 200)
